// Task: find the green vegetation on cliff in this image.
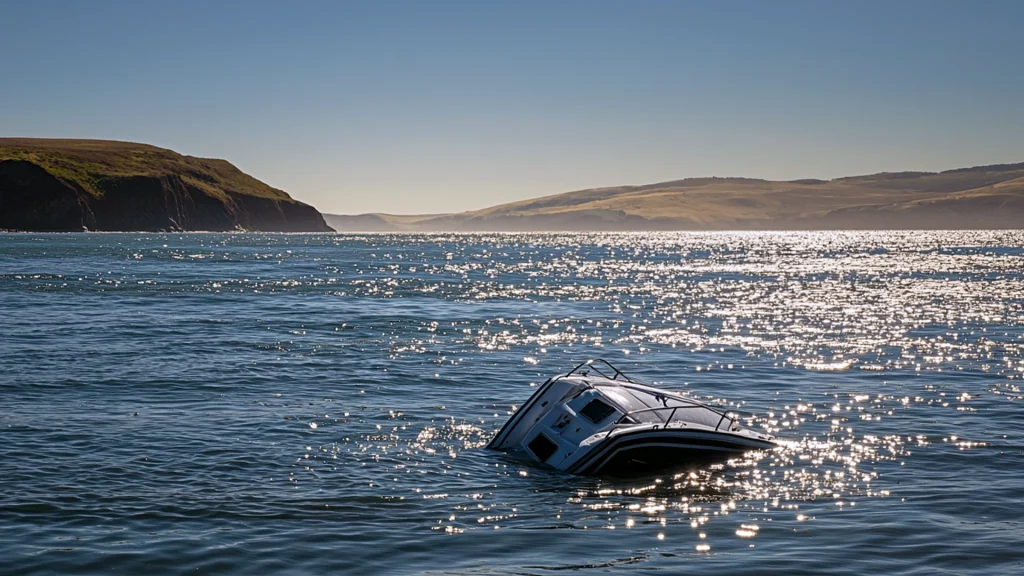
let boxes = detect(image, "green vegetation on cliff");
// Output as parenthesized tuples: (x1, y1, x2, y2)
(0, 138, 332, 232)
(0, 138, 290, 202)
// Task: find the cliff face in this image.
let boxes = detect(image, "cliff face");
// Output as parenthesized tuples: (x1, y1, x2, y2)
(0, 139, 333, 232)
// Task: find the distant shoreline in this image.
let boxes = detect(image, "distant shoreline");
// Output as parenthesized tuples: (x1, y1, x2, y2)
(9, 225, 1024, 231)
(4, 140, 1022, 233)
(324, 161, 1024, 233)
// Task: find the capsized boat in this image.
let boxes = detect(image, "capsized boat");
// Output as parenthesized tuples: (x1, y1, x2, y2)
(487, 360, 776, 476)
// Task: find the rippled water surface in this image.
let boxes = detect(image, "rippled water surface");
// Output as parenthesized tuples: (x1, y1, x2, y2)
(2, 231, 1023, 575)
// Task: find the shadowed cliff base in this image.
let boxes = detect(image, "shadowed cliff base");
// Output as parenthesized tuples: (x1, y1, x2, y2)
(326, 162, 1024, 231)
(0, 138, 332, 232)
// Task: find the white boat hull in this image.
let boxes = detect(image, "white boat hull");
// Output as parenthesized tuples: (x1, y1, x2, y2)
(487, 360, 776, 476)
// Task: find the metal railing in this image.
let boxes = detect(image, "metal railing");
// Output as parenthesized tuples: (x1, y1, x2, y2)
(566, 358, 740, 436)
(604, 404, 736, 437)
(566, 359, 634, 382)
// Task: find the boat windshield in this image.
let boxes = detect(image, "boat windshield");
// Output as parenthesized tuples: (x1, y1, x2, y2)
(593, 382, 731, 429)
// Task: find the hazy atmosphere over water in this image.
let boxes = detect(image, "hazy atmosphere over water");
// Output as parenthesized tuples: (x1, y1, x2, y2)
(2, 232, 1024, 574)
(2, 0, 1024, 213)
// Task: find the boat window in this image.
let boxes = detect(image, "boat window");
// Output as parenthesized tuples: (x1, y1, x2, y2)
(527, 434, 558, 462)
(579, 398, 616, 424)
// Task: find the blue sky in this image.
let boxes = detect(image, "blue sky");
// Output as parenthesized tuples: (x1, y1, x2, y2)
(2, 0, 1022, 214)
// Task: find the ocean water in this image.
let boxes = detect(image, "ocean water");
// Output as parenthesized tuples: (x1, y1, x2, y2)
(1, 231, 1023, 575)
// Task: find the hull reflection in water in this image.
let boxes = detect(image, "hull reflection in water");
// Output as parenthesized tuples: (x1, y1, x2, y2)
(487, 360, 777, 476)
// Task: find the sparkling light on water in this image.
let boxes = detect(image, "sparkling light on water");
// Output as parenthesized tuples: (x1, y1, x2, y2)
(1, 231, 1023, 574)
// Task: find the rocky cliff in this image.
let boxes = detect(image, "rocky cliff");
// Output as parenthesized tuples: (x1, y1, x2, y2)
(0, 139, 333, 232)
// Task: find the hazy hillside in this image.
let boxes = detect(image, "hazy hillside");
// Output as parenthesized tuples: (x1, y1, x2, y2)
(0, 138, 332, 232)
(326, 163, 1024, 231)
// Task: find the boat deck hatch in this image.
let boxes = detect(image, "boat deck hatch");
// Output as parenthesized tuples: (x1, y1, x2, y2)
(527, 434, 558, 462)
(579, 398, 616, 423)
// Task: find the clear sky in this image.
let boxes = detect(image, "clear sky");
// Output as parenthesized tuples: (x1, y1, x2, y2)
(2, 0, 1022, 214)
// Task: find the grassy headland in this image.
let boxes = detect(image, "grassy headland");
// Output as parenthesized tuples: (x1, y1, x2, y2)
(0, 138, 331, 232)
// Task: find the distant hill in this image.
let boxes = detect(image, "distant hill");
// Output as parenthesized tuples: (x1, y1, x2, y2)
(326, 162, 1024, 231)
(0, 138, 332, 232)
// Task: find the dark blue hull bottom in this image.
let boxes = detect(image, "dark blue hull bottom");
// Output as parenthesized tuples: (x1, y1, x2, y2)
(587, 444, 745, 476)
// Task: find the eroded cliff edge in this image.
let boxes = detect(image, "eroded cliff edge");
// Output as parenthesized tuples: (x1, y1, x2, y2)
(0, 139, 333, 232)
